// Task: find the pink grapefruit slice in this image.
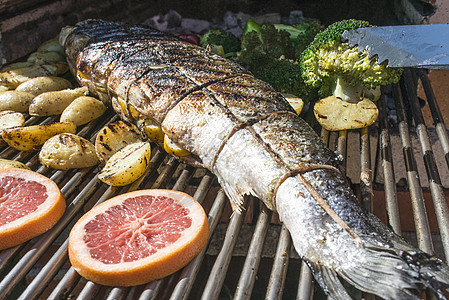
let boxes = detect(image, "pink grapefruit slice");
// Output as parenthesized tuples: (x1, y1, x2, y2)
(68, 189, 209, 286)
(0, 168, 65, 250)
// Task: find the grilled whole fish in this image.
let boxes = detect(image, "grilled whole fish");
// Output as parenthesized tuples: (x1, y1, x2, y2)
(61, 20, 449, 299)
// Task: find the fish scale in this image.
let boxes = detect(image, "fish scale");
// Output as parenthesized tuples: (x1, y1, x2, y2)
(62, 19, 449, 299)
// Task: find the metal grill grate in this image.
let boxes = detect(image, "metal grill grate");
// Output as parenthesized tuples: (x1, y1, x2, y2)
(0, 68, 448, 299)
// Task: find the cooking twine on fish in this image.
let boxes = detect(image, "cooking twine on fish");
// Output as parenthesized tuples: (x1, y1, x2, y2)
(273, 164, 365, 248)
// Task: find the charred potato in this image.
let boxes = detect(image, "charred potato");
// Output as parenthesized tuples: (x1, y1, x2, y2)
(39, 133, 99, 170)
(2, 122, 76, 151)
(0, 65, 54, 89)
(15, 76, 72, 96)
(95, 120, 142, 162)
(27, 51, 66, 65)
(282, 93, 304, 115)
(313, 96, 379, 131)
(0, 111, 25, 133)
(29, 87, 88, 116)
(0, 158, 30, 170)
(60, 96, 107, 125)
(37, 38, 64, 53)
(98, 141, 151, 186)
(0, 91, 35, 112)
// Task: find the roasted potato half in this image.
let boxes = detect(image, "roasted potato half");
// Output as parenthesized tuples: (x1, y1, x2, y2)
(60, 96, 107, 125)
(0, 158, 30, 170)
(29, 87, 88, 116)
(0, 91, 35, 112)
(15, 76, 72, 96)
(0, 111, 25, 133)
(98, 141, 151, 186)
(2, 122, 76, 151)
(313, 96, 379, 131)
(39, 133, 100, 170)
(95, 120, 142, 162)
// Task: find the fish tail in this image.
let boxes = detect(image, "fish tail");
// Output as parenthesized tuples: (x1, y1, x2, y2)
(309, 245, 449, 300)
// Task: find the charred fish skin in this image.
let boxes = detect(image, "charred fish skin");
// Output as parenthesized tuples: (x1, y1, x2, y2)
(63, 20, 449, 299)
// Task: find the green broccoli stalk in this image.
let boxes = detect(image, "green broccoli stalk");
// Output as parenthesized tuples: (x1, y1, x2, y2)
(200, 29, 241, 57)
(238, 20, 321, 102)
(299, 19, 403, 103)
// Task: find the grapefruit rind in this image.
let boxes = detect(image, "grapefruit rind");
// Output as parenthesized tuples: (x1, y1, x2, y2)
(0, 168, 66, 250)
(68, 189, 209, 286)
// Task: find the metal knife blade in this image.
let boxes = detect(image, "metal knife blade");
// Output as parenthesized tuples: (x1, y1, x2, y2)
(341, 24, 449, 69)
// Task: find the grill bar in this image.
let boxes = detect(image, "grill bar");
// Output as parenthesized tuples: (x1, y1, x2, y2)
(393, 82, 434, 254)
(201, 197, 248, 300)
(234, 204, 272, 300)
(378, 93, 401, 234)
(266, 224, 291, 299)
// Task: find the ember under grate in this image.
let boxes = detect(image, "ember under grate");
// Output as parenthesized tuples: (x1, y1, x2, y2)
(0, 68, 448, 300)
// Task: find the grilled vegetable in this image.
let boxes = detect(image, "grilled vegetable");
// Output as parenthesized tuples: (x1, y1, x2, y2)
(63, 20, 449, 299)
(15, 76, 72, 96)
(94, 120, 142, 163)
(237, 20, 321, 102)
(300, 19, 403, 103)
(0, 65, 56, 89)
(39, 133, 99, 170)
(29, 87, 88, 116)
(282, 93, 304, 115)
(0, 91, 35, 112)
(0, 158, 30, 169)
(2, 122, 76, 151)
(0, 111, 25, 133)
(314, 96, 379, 131)
(27, 51, 66, 65)
(60, 96, 107, 125)
(98, 141, 151, 186)
(37, 38, 65, 53)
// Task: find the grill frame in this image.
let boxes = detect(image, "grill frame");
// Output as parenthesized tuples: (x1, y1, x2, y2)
(0, 66, 448, 299)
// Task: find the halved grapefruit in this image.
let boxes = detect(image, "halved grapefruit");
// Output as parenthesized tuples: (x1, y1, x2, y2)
(68, 189, 209, 286)
(0, 168, 65, 250)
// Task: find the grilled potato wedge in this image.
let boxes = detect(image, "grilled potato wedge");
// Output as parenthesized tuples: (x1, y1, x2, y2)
(37, 38, 64, 53)
(0, 158, 30, 169)
(29, 87, 88, 116)
(60, 96, 107, 125)
(0, 91, 35, 112)
(39, 133, 99, 170)
(0, 65, 54, 89)
(282, 93, 304, 115)
(98, 141, 151, 186)
(0, 111, 25, 133)
(2, 122, 76, 151)
(15, 76, 72, 96)
(27, 51, 66, 65)
(313, 96, 379, 131)
(95, 120, 142, 162)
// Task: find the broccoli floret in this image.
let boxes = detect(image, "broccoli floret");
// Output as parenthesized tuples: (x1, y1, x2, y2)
(300, 19, 403, 102)
(200, 29, 241, 56)
(274, 20, 324, 57)
(250, 58, 317, 103)
(239, 22, 295, 65)
(237, 20, 319, 102)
